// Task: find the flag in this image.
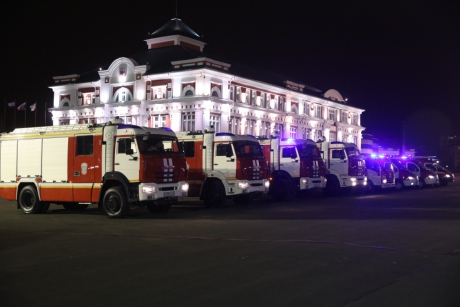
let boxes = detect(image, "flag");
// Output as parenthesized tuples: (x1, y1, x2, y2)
(8, 101, 15, 108)
(30, 102, 36, 112)
(17, 103, 26, 111)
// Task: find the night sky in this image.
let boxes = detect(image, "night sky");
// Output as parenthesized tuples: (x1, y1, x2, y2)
(2, 0, 459, 155)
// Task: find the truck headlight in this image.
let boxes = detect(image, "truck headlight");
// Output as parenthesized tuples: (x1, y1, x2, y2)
(302, 179, 308, 185)
(238, 181, 249, 189)
(427, 175, 434, 179)
(264, 180, 270, 188)
(181, 183, 189, 192)
(406, 176, 414, 181)
(382, 179, 387, 184)
(142, 185, 156, 194)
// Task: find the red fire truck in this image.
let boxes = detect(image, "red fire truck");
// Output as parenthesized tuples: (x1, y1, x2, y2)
(258, 136, 327, 201)
(0, 118, 189, 218)
(316, 139, 367, 196)
(175, 128, 270, 206)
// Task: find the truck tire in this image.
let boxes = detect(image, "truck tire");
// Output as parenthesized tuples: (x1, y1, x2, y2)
(325, 177, 341, 196)
(102, 186, 130, 218)
(418, 179, 426, 188)
(395, 180, 404, 190)
(272, 177, 290, 202)
(202, 180, 226, 207)
(18, 185, 44, 214)
(366, 180, 375, 194)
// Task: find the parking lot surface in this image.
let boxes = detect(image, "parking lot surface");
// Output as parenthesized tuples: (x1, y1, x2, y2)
(1, 181, 460, 307)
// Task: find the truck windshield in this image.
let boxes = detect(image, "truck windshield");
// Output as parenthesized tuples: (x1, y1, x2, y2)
(233, 141, 264, 157)
(136, 136, 181, 154)
(296, 144, 321, 158)
(344, 147, 361, 157)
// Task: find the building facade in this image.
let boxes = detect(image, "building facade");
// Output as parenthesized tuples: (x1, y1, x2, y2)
(49, 18, 365, 147)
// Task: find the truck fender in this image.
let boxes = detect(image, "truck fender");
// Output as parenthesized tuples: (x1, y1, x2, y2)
(16, 179, 41, 209)
(199, 172, 227, 200)
(99, 172, 131, 205)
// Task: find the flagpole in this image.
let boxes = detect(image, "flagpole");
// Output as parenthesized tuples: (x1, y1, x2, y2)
(14, 103, 16, 130)
(44, 101, 47, 126)
(35, 102, 37, 127)
(24, 102, 27, 128)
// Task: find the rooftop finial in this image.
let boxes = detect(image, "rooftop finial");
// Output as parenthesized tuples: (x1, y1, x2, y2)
(175, 0, 178, 18)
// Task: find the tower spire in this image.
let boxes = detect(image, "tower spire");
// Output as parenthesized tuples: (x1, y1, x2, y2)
(175, 0, 178, 18)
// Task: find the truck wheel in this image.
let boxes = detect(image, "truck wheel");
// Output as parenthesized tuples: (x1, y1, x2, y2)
(325, 177, 341, 196)
(418, 179, 426, 188)
(366, 181, 375, 194)
(102, 187, 130, 218)
(233, 194, 254, 205)
(272, 178, 290, 201)
(18, 185, 44, 214)
(202, 181, 226, 207)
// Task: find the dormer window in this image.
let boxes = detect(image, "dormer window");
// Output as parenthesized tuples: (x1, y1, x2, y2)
(153, 86, 166, 99)
(85, 94, 92, 105)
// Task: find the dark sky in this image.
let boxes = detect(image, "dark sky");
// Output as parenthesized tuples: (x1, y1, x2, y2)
(2, 0, 459, 154)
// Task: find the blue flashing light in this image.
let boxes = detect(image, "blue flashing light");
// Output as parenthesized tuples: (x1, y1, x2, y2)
(378, 154, 385, 159)
(287, 138, 295, 142)
(401, 156, 407, 159)
(161, 127, 173, 131)
(370, 153, 377, 158)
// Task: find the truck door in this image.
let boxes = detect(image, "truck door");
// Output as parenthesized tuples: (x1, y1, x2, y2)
(214, 143, 236, 179)
(114, 137, 140, 181)
(72, 135, 95, 202)
(329, 148, 348, 176)
(406, 162, 420, 178)
(280, 146, 299, 177)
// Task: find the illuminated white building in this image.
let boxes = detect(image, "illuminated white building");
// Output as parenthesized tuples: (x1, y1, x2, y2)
(49, 18, 365, 147)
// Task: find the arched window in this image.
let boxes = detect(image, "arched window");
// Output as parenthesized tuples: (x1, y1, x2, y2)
(182, 85, 195, 97)
(63, 102, 69, 107)
(211, 86, 221, 98)
(113, 87, 133, 102)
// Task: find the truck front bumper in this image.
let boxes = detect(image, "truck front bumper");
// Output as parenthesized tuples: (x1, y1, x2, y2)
(138, 181, 189, 201)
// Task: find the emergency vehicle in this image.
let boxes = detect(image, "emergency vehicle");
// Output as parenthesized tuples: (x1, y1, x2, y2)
(363, 154, 395, 192)
(390, 160, 419, 190)
(258, 136, 327, 201)
(391, 157, 438, 188)
(414, 156, 455, 186)
(315, 139, 367, 196)
(0, 118, 189, 218)
(175, 128, 270, 206)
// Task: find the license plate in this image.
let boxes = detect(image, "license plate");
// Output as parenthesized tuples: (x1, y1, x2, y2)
(164, 191, 175, 197)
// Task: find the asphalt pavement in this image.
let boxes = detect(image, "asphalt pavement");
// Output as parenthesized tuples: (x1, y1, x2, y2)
(1, 180, 460, 307)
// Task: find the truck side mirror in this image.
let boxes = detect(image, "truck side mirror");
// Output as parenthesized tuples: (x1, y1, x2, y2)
(126, 148, 134, 155)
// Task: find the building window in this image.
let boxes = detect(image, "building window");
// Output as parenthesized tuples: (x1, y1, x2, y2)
(229, 86, 234, 101)
(265, 94, 270, 109)
(280, 97, 285, 111)
(246, 119, 255, 135)
(329, 109, 336, 121)
(236, 87, 241, 102)
(85, 94, 92, 105)
(341, 110, 348, 123)
(153, 115, 166, 128)
(329, 132, 336, 142)
(230, 117, 241, 134)
(353, 136, 358, 145)
(152, 86, 166, 100)
(315, 130, 323, 142)
(210, 115, 220, 132)
(290, 127, 297, 138)
(251, 90, 256, 105)
(59, 120, 70, 125)
(182, 113, 195, 131)
(291, 104, 298, 115)
(315, 105, 322, 118)
(352, 114, 358, 125)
